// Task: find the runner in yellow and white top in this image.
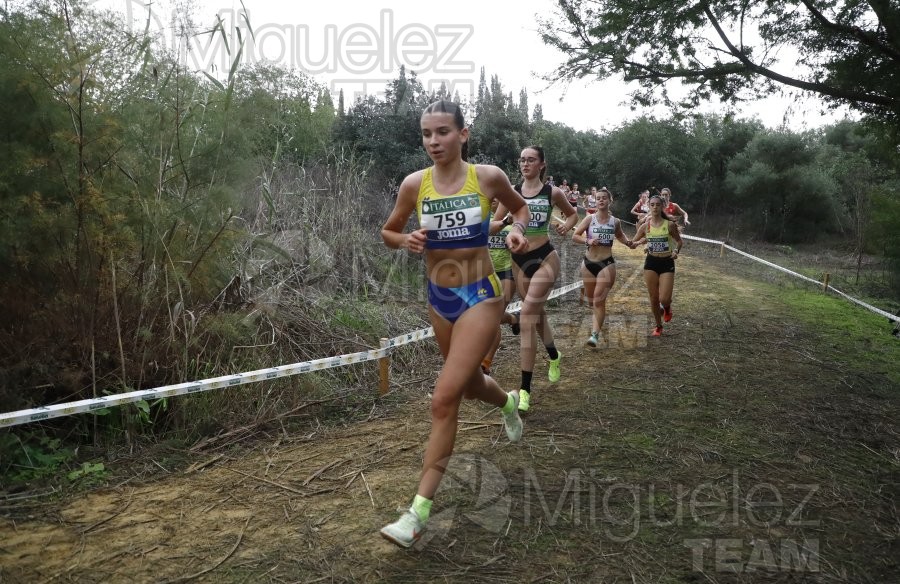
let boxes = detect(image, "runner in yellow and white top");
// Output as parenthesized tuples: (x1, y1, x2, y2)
(632, 192, 684, 337)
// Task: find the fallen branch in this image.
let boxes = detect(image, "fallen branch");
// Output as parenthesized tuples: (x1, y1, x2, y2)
(608, 385, 657, 394)
(163, 515, 251, 583)
(361, 471, 376, 509)
(80, 492, 134, 534)
(303, 458, 348, 486)
(184, 453, 226, 474)
(459, 424, 495, 432)
(227, 468, 306, 496)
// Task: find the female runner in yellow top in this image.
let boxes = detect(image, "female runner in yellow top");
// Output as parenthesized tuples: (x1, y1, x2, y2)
(632, 193, 684, 337)
(379, 100, 530, 548)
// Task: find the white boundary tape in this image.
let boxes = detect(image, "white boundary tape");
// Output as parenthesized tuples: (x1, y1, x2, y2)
(4, 232, 895, 428)
(0, 280, 585, 428)
(619, 216, 897, 323)
(681, 234, 900, 324)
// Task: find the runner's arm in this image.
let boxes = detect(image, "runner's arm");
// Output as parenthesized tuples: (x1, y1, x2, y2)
(614, 219, 634, 248)
(572, 215, 591, 245)
(552, 187, 579, 234)
(479, 165, 529, 253)
(669, 221, 684, 258)
(382, 172, 426, 253)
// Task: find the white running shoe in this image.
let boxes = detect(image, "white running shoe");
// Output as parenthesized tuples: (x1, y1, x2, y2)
(380, 508, 425, 548)
(502, 392, 523, 442)
(586, 332, 599, 347)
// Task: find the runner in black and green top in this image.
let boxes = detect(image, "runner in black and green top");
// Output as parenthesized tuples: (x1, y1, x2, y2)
(493, 146, 579, 412)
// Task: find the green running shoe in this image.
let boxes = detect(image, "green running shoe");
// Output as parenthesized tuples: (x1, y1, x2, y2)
(518, 389, 530, 412)
(548, 352, 562, 383)
(502, 392, 523, 442)
(586, 332, 599, 347)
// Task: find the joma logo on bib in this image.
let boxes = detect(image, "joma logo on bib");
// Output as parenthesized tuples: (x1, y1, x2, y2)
(436, 227, 473, 239)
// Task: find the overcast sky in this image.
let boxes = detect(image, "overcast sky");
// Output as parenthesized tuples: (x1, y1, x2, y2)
(112, 0, 854, 132)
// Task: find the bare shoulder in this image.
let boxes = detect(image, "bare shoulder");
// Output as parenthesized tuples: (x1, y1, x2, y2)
(397, 169, 426, 197)
(474, 164, 514, 193)
(550, 185, 568, 203)
(474, 163, 505, 182)
(400, 169, 426, 190)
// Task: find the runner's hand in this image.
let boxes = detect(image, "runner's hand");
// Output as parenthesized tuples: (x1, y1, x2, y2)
(505, 230, 528, 254)
(405, 229, 427, 254)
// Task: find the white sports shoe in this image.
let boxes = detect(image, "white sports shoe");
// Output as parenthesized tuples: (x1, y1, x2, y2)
(502, 392, 523, 442)
(380, 508, 425, 548)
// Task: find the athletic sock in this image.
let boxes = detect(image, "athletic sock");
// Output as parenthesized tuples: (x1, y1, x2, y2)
(521, 371, 533, 392)
(501, 392, 516, 414)
(546, 344, 559, 360)
(412, 494, 432, 523)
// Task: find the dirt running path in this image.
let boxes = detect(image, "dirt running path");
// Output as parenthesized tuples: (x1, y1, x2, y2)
(2, 239, 898, 583)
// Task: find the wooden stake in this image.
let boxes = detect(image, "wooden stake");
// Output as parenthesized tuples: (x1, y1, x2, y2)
(823, 273, 830, 292)
(720, 242, 725, 257)
(378, 338, 390, 395)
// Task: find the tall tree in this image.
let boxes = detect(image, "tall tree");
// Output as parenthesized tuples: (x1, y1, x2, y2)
(820, 120, 900, 281)
(531, 120, 604, 191)
(332, 68, 430, 185)
(539, 1, 900, 126)
(689, 115, 765, 218)
(470, 73, 529, 170)
(0, 0, 263, 412)
(726, 131, 836, 242)
(597, 117, 707, 209)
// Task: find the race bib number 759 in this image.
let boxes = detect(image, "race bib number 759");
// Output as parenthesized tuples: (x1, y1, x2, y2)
(421, 194, 483, 242)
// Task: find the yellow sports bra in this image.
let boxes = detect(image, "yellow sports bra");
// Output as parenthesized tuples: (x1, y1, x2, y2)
(647, 221, 674, 256)
(417, 163, 492, 250)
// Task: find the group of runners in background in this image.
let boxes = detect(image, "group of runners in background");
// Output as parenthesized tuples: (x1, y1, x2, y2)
(379, 100, 690, 548)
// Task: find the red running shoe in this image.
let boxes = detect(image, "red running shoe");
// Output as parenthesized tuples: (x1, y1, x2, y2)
(651, 325, 663, 337)
(663, 306, 673, 323)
